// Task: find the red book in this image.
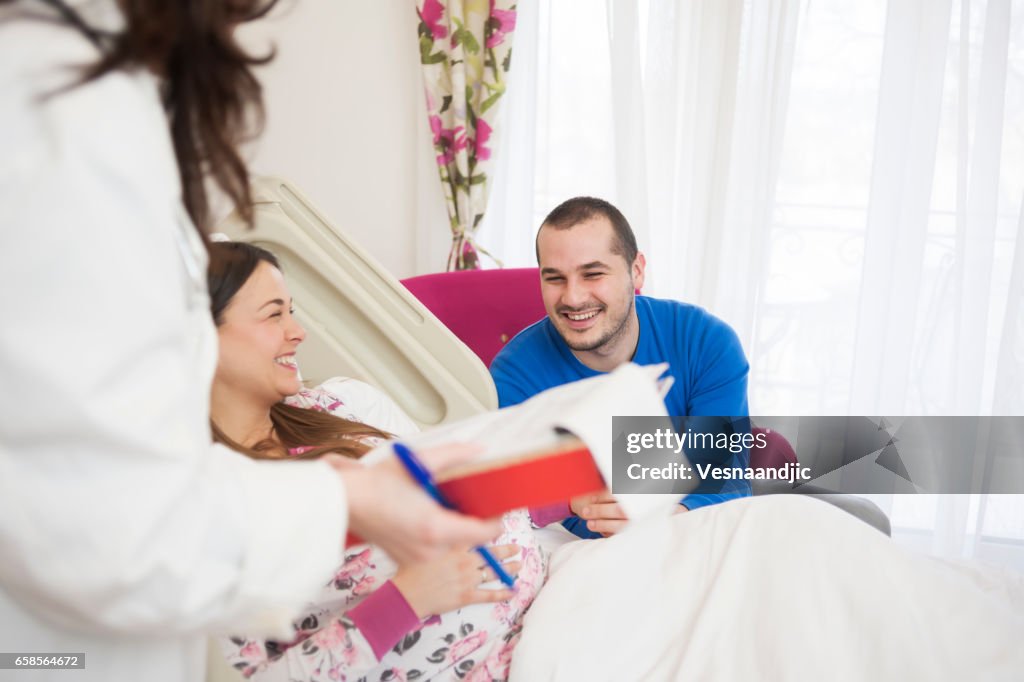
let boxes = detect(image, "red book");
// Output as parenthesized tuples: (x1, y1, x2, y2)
(435, 435, 605, 517)
(344, 436, 604, 547)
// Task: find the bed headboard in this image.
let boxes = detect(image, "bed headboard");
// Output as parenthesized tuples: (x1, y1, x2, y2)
(215, 176, 497, 428)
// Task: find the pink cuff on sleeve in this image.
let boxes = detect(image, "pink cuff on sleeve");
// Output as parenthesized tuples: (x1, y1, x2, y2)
(529, 500, 572, 527)
(347, 580, 421, 660)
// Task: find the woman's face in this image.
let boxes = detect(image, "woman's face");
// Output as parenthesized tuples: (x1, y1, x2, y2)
(214, 261, 305, 407)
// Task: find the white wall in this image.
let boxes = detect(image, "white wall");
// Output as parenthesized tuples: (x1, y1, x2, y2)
(236, 0, 450, 278)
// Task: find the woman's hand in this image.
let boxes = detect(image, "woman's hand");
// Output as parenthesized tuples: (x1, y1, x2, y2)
(391, 544, 522, 619)
(327, 444, 504, 565)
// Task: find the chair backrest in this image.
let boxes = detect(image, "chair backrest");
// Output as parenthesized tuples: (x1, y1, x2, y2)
(750, 427, 799, 469)
(401, 268, 547, 367)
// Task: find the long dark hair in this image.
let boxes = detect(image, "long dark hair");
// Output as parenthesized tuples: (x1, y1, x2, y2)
(208, 241, 391, 461)
(24, 0, 276, 234)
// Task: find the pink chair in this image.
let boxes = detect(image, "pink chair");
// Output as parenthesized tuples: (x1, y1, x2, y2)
(753, 427, 799, 469)
(401, 268, 546, 368)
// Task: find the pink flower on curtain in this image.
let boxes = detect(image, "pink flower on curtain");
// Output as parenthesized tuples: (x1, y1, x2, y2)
(421, 0, 448, 39)
(428, 114, 443, 143)
(457, 239, 480, 270)
(486, 3, 517, 49)
(430, 115, 468, 166)
(474, 118, 493, 161)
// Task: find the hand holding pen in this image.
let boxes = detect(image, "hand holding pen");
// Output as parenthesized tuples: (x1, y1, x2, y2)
(391, 543, 521, 618)
(392, 442, 518, 588)
(323, 443, 504, 565)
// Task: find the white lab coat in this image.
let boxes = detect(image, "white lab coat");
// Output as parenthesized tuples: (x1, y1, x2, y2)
(0, 4, 348, 680)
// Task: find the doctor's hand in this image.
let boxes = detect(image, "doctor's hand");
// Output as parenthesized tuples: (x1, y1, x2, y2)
(570, 488, 630, 537)
(326, 444, 504, 565)
(392, 544, 521, 618)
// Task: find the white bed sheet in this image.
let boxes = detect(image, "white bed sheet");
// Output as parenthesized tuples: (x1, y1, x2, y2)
(510, 495, 1024, 681)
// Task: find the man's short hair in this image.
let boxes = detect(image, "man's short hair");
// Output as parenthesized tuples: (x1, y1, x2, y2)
(536, 196, 639, 265)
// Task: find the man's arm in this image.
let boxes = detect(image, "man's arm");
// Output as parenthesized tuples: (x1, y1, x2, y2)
(681, 316, 752, 510)
(490, 349, 536, 408)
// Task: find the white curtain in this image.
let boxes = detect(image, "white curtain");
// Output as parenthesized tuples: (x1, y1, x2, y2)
(479, 0, 1024, 569)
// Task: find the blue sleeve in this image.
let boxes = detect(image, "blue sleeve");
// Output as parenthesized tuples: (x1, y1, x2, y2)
(490, 350, 533, 408)
(687, 315, 749, 417)
(682, 315, 752, 507)
(561, 515, 603, 539)
(679, 424, 752, 510)
(681, 484, 750, 511)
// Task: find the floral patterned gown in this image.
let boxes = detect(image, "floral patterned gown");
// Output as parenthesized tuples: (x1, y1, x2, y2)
(219, 379, 549, 682)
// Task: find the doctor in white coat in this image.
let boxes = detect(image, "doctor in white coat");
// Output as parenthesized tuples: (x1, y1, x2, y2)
(0, 1, 499, 680)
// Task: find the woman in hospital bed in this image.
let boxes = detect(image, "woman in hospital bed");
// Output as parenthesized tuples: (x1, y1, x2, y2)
(208, 241, 547, 681)
(209, 241, 1023, 681)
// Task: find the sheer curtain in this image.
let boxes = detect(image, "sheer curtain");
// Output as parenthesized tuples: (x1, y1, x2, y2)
(479, 0, 1024, 570)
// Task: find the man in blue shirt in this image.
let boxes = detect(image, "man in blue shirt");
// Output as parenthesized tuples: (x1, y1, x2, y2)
(490, 196, 751, 538)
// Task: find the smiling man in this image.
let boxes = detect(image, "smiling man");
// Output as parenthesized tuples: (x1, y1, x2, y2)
(489, 196, 751, 537)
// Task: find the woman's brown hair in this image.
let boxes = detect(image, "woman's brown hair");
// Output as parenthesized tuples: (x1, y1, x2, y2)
(26, 0, 275, 234)
(208, 241, 392, 461)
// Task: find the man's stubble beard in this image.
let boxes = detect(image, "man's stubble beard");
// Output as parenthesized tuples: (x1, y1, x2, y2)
(561, 290, 636, 354)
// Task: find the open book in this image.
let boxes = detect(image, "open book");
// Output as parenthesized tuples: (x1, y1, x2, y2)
(369, 363, 689, 526)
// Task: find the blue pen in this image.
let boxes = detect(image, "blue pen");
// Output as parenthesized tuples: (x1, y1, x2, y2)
(392, 442, 516, 588)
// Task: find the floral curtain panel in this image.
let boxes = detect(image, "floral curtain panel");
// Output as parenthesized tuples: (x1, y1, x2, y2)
(417, 0, 517, 270)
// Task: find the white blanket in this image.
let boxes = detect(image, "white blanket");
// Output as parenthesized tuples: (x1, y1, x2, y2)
(510, 496, 1024, 681)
